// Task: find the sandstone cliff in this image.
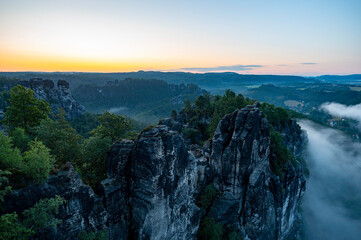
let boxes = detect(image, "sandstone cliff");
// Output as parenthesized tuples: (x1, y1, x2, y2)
(3, 103, 306, 240)
(18, 78, 85, 118)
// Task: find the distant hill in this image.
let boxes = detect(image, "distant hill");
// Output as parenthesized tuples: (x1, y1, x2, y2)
(313, 74, 361, 83)
(72, 78, 206, 123)
(0, 71, 316, 90)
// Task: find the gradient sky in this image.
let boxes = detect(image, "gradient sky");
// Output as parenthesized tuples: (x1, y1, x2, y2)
(0, 0, 360, 75)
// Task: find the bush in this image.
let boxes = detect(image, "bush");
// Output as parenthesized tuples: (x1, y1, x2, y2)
(0, 212, 33, 240)
(196, 184, 217, 209)
(77, 230, 108, 240)
(33, 110, 83, 165)
(77, 134, 111, 188)
(269, 128, 294, 176)
(10, 127, 31, 152)
(22, 195, 65, 231)
(197, 217, 223, 240)
(22, 140, 55, 183)
(0, 132, 23, 171)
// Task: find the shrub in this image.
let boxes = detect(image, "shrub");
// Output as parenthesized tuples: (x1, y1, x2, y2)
(22, 195, 66, 231)
(0, 212, 33, 240)
(22, 140, 55, 183)
(196, 184, 217, 209)
(197, 217, 223, 240)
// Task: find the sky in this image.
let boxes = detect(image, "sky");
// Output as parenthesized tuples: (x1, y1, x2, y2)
(0, 0, 360, 75)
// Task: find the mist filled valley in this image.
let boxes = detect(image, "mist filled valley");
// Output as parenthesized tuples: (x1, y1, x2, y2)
(300, 121, 361, 240)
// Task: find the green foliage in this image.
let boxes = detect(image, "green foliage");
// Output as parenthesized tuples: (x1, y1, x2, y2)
(10, 127, 31, 152)
(260, 103, 290, 129)
(207, 108, 221, 137)
(33, 109, 83, 165)
(73, 78, 203, 124)
(0, 170, 12, 210)
(3, 85, 50, 133)
(77, 134, 112, 188)
(22, 140, 55, 183)
(227, 231, 242, 240)
(0, 212, 34, 240)
(171, 109, 177, 120)
(69, 112, 101, 138)
(0, 195, 65, 240)
(22, 195, 65, 232)
(77, 230, 108, 240)
(269, 128, 294, 176)
(179, 90, 253, 144)
(0, 131, 23, 171)
(182, 128, 201, 144)
(197, 217, 223, 240)
(91, 111, 133, 142)
(196, 184, 217, 209)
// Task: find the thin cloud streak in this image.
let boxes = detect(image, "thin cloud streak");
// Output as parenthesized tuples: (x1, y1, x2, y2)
(300, 62, 318, 65)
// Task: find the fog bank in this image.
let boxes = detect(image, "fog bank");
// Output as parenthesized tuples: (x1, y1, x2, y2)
(299, 120, 361, 240)
(320, 102, 361, 126)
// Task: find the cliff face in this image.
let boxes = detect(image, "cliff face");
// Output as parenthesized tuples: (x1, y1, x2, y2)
(3, 104, 305, 240)
(204, 104, 305, 240)
(100, 103, 305, 240)
(102, 126, 200, 240)
(18, 78, 85, 118)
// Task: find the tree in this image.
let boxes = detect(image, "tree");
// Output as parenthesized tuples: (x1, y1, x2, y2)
(91, 111, 133, 142)
(78, 134, 111, 188)
(208, 108, 221, 137)
(0, 196, 65, 240)
(22, 140, 55, 183)
(171, 110, 177, 120)
(197, 217, 223, 240)
(0, 213, 34, 240)
(0, 131, 23, 171)
(33, 109, 83, 165)
(0, 170, 12, 210)
(3, 85, 50, 133)
(22, 195, 65, 232)
(10, 127, 31, 153)
(78, 230, 108, 240)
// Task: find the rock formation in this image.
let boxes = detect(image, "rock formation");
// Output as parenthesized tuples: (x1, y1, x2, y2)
(3, 103, 306, 240)
(204, 103, 306, 240)
(18, 78, 85, 118)
(102, 126, 200, 240)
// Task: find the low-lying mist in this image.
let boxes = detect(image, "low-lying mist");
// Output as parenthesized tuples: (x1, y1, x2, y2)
(299, 120, 361, 240)
(320, 102, 361, 127)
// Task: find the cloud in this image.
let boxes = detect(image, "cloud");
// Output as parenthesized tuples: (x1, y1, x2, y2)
(277, 64, 288, 66)
(320, 102, 361, 125)
(300, 62, 317, 65)
(178, 64, 263, 72)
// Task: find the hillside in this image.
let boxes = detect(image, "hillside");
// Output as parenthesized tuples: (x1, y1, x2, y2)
(72, 78, 206, 123)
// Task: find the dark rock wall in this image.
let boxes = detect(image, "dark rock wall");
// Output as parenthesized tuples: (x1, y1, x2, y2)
(102, 126, 200, 240)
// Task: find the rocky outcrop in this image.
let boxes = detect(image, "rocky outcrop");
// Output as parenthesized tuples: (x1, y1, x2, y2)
(3, 103, 305, 240)
(102, 126, 200, 240)
(102, 103, 305, 240)
(18, 78, 85, 118)
(202, 103, 305, 240)
(4, 164, 107, 240)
